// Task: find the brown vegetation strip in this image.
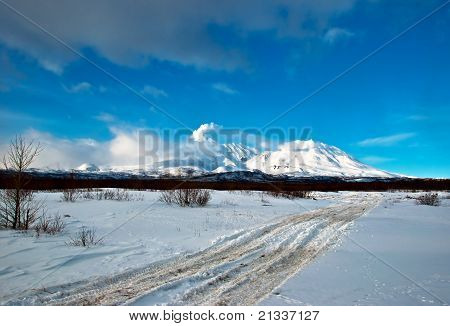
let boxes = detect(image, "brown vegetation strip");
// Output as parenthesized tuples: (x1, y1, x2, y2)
(0, 173, 449, 192)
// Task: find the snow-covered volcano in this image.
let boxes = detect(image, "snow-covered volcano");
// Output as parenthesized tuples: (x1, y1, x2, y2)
(245, 140, 395, 178)
(150, 137, 396, 178)
(147, 142, 259, 174)
(77, 139, 395, 178)
(76, 163, 100, 172)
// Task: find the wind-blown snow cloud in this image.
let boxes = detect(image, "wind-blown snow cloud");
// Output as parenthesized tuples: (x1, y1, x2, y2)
(0, 0, 356, 73)
(357, 133, 416, 147)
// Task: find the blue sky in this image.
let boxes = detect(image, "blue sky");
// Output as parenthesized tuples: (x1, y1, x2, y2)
(0, 0, 449, 177)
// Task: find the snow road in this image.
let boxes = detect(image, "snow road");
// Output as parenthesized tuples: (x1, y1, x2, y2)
(10, 193, 381, 306)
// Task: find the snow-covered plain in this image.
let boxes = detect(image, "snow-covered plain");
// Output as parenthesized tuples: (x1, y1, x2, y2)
(261, 192, 450, 306)
(1, 191, 449, 306)
(0, 190, 331, 304)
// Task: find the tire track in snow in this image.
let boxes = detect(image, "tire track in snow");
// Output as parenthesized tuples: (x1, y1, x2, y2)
(12, 193, 381, 306)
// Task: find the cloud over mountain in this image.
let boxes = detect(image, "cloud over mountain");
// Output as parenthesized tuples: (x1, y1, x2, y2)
(0, 123, 395, 177)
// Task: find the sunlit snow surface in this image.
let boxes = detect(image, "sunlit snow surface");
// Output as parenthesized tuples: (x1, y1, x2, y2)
(0, 190, 331, 304)
(1, 191, 448, 305)
(261, 193, 450, 306)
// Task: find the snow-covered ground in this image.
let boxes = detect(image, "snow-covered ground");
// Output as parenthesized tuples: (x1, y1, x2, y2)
(1, 190, 449, 306)
(261, 192, 450, 306)
(0, 190, 331, 304)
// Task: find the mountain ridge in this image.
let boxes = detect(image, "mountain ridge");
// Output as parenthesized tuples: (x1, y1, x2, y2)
(74, 139, 397, 178)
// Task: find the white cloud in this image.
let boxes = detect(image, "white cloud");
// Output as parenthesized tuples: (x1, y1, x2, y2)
(64, 81, 92, 93)
(0, 127, 156, 169)
(40, 60, 64, 75)
(7, 129, 107, 170)
(0, 123, 222, 169)
(5, 122, 408, 171)
(212, 83, 238, 95)
(357, 133, 416, 147)
(323, 27, 354, 44)
(191, 122, 222, 142)
(141, 85, 168, 98)
(108, 128, 141, 164)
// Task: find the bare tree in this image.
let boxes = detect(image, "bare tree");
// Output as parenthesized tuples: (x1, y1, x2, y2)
(0, 135, 43, 230)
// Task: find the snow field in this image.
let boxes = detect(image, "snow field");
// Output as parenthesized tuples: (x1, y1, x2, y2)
(0, 189, 331, 303)
(261, 192, 450, 306)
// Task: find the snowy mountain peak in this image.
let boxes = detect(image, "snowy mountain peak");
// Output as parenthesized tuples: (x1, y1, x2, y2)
(246, 140, 395, 178)
(71, 132, 396, 178)
(222, 143, 258, 162)
(76, 163, 100, 172)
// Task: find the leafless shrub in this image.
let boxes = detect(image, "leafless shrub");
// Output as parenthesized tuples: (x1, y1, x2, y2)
(0, 135, 43, 230)
(159, 190, 174, 205)
(35, 213, 65, 236)
(47, 214, 65, 234)
(159, 189, 211, 207)
(61, 188, 81, 202)
(81, 190, 96, 200)
(195, 190, 211, 207)
(79, 189, 143, 201)
(34, 214, 50, 235)
(416, 193, 441, 206)
(104, 189, 129, 201)
(264, 190, 311, 200)
(67, 226, 102, 247)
